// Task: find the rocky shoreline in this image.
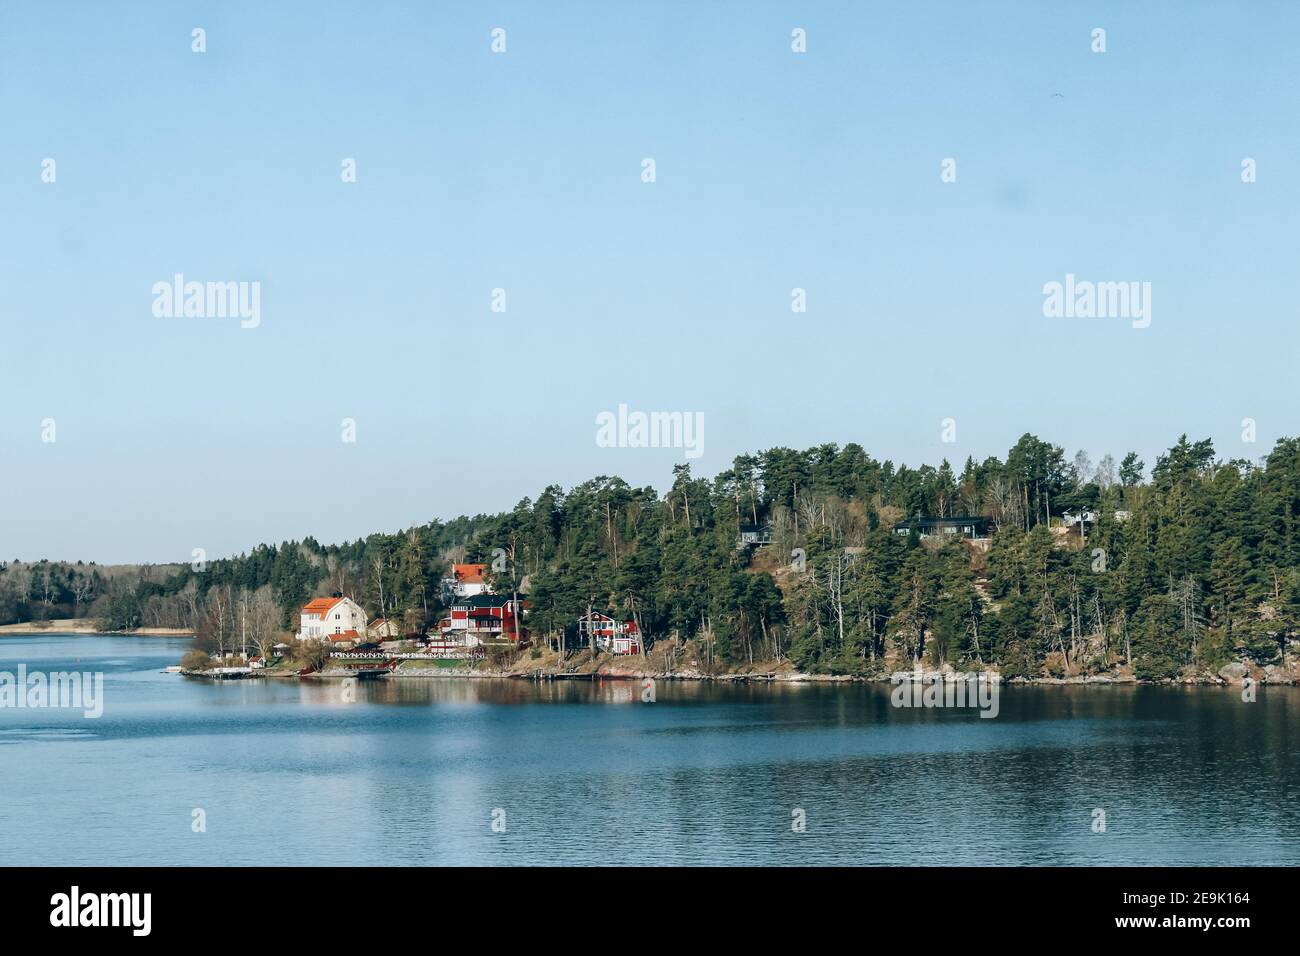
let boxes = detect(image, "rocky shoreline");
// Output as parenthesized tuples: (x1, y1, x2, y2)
(173, 635, 1299, 687)
(281, 659, 1296, 686)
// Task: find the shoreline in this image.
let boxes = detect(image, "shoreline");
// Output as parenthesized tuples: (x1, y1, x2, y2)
(232, 662, 1293, 687)
(196, 670, 1291, 686)
(15, 629, 1286, 687)
(0, 622, 193, 637)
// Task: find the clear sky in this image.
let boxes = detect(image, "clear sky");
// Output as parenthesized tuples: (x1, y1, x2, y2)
(2, 1, 1298, 563)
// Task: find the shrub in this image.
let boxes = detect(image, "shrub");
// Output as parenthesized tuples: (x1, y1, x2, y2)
(181, 649, 214, 671)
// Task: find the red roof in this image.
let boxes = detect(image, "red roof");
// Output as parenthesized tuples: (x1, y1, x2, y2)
(302, 597, 345, 617)
(453, 563, 487, 584)
(327, 630, 360, 643)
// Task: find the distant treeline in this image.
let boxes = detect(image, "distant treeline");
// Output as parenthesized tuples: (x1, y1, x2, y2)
(5, 433, 1298, 679)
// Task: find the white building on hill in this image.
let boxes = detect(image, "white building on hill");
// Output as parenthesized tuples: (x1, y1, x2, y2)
(296, 595, 367, 641)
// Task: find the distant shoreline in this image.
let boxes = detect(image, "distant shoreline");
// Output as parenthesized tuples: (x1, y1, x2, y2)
(266, 655, 1293, 687)
(0, 620, 192, 637)
(199, 667, 1292, 687)
(4, 625, 1290, 686)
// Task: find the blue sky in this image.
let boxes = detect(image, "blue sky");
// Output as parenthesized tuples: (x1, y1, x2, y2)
(2, 1, 1298, 563)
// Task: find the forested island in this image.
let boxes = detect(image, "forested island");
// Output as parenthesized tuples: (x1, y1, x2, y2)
(3, 432, 1299, 683)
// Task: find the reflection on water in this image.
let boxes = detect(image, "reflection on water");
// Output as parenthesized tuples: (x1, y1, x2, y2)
(336, 675, 656, 707)
(0, 634, 1297, 866)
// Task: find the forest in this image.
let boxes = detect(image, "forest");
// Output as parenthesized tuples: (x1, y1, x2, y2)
(3, 432, 1298, 680)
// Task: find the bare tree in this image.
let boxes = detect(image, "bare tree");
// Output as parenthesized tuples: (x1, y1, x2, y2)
(38, 564, 54, 622)
(1172, 575, 1203, 660)
(249, 586, 280, 659)
(237, 588, 252, 658)
(370, 553, 388, 620)
(1095, 454, 1117, 490)
(984, 476, 1019, 532)
(1071, 450, 1093, 486)
(72, 573, 95, 619)
(207, 585, 232, 662)
(825, 553, 851, 654)
(180, 580, 202, 633)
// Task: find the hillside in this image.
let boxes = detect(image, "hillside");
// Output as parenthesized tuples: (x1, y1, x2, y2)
(4, 432, 1299, 682)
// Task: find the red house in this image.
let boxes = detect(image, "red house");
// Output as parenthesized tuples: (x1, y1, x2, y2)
(438, 595, 528, 648)
(577, 612, 642, 655)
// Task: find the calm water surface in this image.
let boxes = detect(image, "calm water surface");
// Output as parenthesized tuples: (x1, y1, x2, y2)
(1, 633, 1297, 865)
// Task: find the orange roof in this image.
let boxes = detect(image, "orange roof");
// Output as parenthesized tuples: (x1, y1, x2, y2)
(328, 630, 359, 642)
(453, 563, 487, 584)
(302, 597, 344, 617)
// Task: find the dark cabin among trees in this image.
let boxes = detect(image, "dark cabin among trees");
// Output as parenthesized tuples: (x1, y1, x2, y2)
(893, 517, 990, 539)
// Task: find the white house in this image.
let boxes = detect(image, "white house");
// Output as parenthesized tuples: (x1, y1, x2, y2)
(296, 595, 367, 641)
(439, 563, 492, 602)
(1062, 511, 1098, 528)
(577, 612, 642, 656)
(1064, 509, 1132, 528)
